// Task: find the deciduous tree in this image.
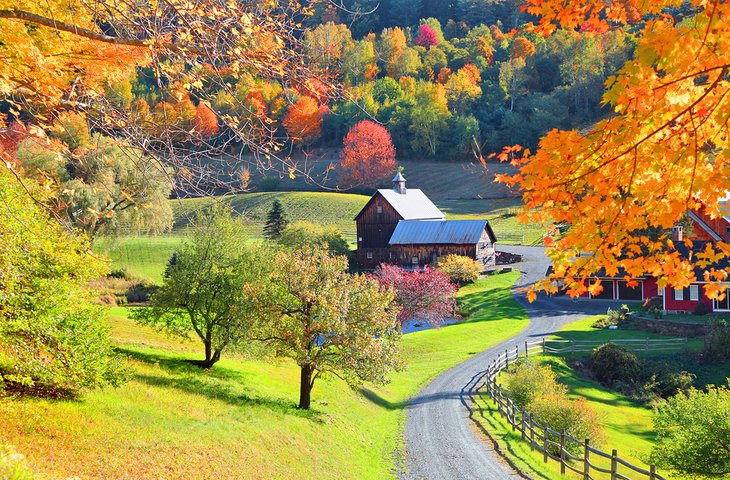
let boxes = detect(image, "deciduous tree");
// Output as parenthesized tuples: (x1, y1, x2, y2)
(498, 0, 730, 301)
(340, 120, 397, 188)
(135, 206, 270, 368)
(414, 24, 439, 48)
(283, 96, 325, 145)
(249, 248, 402, 409)
(372, 264, 458, 326)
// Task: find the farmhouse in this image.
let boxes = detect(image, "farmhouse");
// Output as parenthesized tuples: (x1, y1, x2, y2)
(355, 173, 497, 268)
(576, 198, 730, 313)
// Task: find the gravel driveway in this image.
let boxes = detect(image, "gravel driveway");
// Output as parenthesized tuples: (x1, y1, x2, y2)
(400, 246, 622, 479)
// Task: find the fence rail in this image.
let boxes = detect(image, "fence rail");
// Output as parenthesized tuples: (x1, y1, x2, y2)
(543, 338, 687, 355)
(479, 340, 667, 480)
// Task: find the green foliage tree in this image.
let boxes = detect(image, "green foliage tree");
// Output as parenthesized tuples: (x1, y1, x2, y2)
(263, 199, 289, 241)
(278, 221, 350, 257)
(410, 81, 450, 156)
(652, 384, 730, 475)
(249, 248, 403, 409)
(134, 206, 270, 368)
(503, 360, 565, 410)
(0, 169, 125, 395)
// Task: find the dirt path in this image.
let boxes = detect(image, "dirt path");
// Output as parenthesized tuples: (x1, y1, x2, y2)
(400, 246, 620, 479)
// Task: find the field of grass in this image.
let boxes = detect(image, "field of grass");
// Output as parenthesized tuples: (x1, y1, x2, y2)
(93, 236, 185, 284)
(1, 272, 529, 479)
(471, 315, 729, 480)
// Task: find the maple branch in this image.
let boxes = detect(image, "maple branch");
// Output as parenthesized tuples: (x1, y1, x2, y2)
(0, 8, 204, 55)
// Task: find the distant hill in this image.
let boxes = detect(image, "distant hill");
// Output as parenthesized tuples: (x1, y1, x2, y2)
(176, 149, 518, 201)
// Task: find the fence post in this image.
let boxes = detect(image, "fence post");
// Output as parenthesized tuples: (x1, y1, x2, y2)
(611, 449, 618, 480)
(510, 400, 516, 431)
(583, 438, 590, 480)
(571, 339, 575, 354)
(515, 344, 519, 360)
(560, 431, 566, 475)
(521, 409, 527, 440)
(543, 425, 549, 463)
(525, 341, 529, 358)
(645, 338, 649, 352)
(650, 464, 656, 480)
(530, 415, 536, 451)
(542, 337, 546, 354)
(505, 349, 509, 367)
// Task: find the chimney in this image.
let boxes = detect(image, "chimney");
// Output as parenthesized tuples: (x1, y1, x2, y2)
(672, 225, 683, 242)
(392, 172, 406, 194)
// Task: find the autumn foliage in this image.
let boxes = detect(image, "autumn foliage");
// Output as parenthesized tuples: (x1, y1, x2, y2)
(498, 0, 730, 301)
(414, 24, 439, 48)
(372, 264, 458, 326)
(283, 96, 325, 144)
(340, 120, 397, 188)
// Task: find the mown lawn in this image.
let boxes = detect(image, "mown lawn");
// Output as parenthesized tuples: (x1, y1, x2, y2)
(93, 236, 185, 284)
(471, 315, 730, 480)
(1, 272, 529, 479)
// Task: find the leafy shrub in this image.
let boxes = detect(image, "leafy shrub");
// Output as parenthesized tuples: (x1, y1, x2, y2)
(434, 254, 483, 284)
(590, 343, 641, 385)
(97, 293, 118, 306)
(592, 305, 631, 328)
(651, 384, 730, 475)
(644, 364, 695, 399)
(0, 170, 125, 395)
(692, 301, 709, 316)
(109, 268, 134, 280)
(503, 359, 566, 411)
(259, 175, 280, 192)
(529, 393, 603, 455)
(703, 320, 730, 362)
(0, 445, 37, 480)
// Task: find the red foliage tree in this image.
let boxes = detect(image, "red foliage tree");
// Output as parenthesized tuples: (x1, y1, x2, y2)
(437, 67, 452, 85)
(283, 96, 324, 144)
(372, 264, 458, 326)
(340, 120, 397, 188)
(193, 102, 219, 137)
(414, 24, 439, 48)
(510, 37, 536, 59)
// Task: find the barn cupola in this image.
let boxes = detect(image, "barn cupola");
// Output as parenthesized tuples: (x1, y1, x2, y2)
(392, 172, 406, 194)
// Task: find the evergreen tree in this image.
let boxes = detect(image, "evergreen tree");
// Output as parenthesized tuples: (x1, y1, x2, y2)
(263, 200, 289, 240)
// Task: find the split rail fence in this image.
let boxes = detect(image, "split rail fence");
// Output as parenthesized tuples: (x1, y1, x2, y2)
(480, 340, 675, 480)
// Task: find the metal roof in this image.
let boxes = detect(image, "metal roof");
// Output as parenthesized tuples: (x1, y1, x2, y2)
(376, 188, 445, 220)
(389, 220, 492, 245)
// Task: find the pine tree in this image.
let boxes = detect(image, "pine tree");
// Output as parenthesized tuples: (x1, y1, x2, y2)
(263, 200, 289, 240)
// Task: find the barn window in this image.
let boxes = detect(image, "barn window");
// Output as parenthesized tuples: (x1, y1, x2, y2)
(690, 285, 700, 301)
(674, 288, 684, 301)
(366, 251, 373, 259)
(432, 253, 438, 262)
(358, 237, 362, 242)
(411, 257, 419, 265)
(376, 205, 383, 214)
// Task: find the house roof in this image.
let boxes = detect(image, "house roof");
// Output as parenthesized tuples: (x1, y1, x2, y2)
(368, 188, 445, 220)
(688, 210, 722, 241)
(389, 220, 494, 245)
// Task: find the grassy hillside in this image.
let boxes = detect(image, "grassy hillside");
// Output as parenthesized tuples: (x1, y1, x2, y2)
(473, 316, 730, 480)
(1, 272, 529, 479)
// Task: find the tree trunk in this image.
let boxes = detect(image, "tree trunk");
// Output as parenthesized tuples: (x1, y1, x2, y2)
(196, 343, 221, 369)
(298, 364, 314, 409)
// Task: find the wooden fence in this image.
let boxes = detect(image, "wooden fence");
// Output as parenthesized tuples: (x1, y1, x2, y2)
(542, 337, 687, 355)
(479, 340, 668, 480)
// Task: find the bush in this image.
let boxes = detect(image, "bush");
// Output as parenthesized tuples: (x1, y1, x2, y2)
(529, 393, 603, 455)
(593, 305, 631, 328)
(259, 175, 280, 192)
(651, 383, 730, 475)
(590, 343, 641, 385)
(503, 359, 566, 411)
(703, 320, 730, 362)
(644, 364, 695, 399)
(435, 254, 483, 284)
(692, 301, 709, 316)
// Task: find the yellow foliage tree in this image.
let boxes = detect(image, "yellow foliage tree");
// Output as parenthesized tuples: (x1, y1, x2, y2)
(497, 0, 730, 300)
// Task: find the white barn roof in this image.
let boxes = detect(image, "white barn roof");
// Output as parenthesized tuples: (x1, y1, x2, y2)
(389, 220, 493, 245)
(376, 188, 445, 220)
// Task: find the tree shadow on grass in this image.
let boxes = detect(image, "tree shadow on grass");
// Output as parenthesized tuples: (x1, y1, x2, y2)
(457, 286, 527, 324)
(117, 347, 324, 421)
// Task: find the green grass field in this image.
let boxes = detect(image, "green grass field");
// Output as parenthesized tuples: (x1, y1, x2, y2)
(473, 315, 730, 480)
(1, 272, 529, 479)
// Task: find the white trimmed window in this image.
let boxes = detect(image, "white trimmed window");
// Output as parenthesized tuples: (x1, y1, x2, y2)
(366, 251, 373, 259)
(674, 288, 684, 301)
(690, 285, 700, 301)
(376, 205, 383, 213)
(412, 257, 419, 265)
